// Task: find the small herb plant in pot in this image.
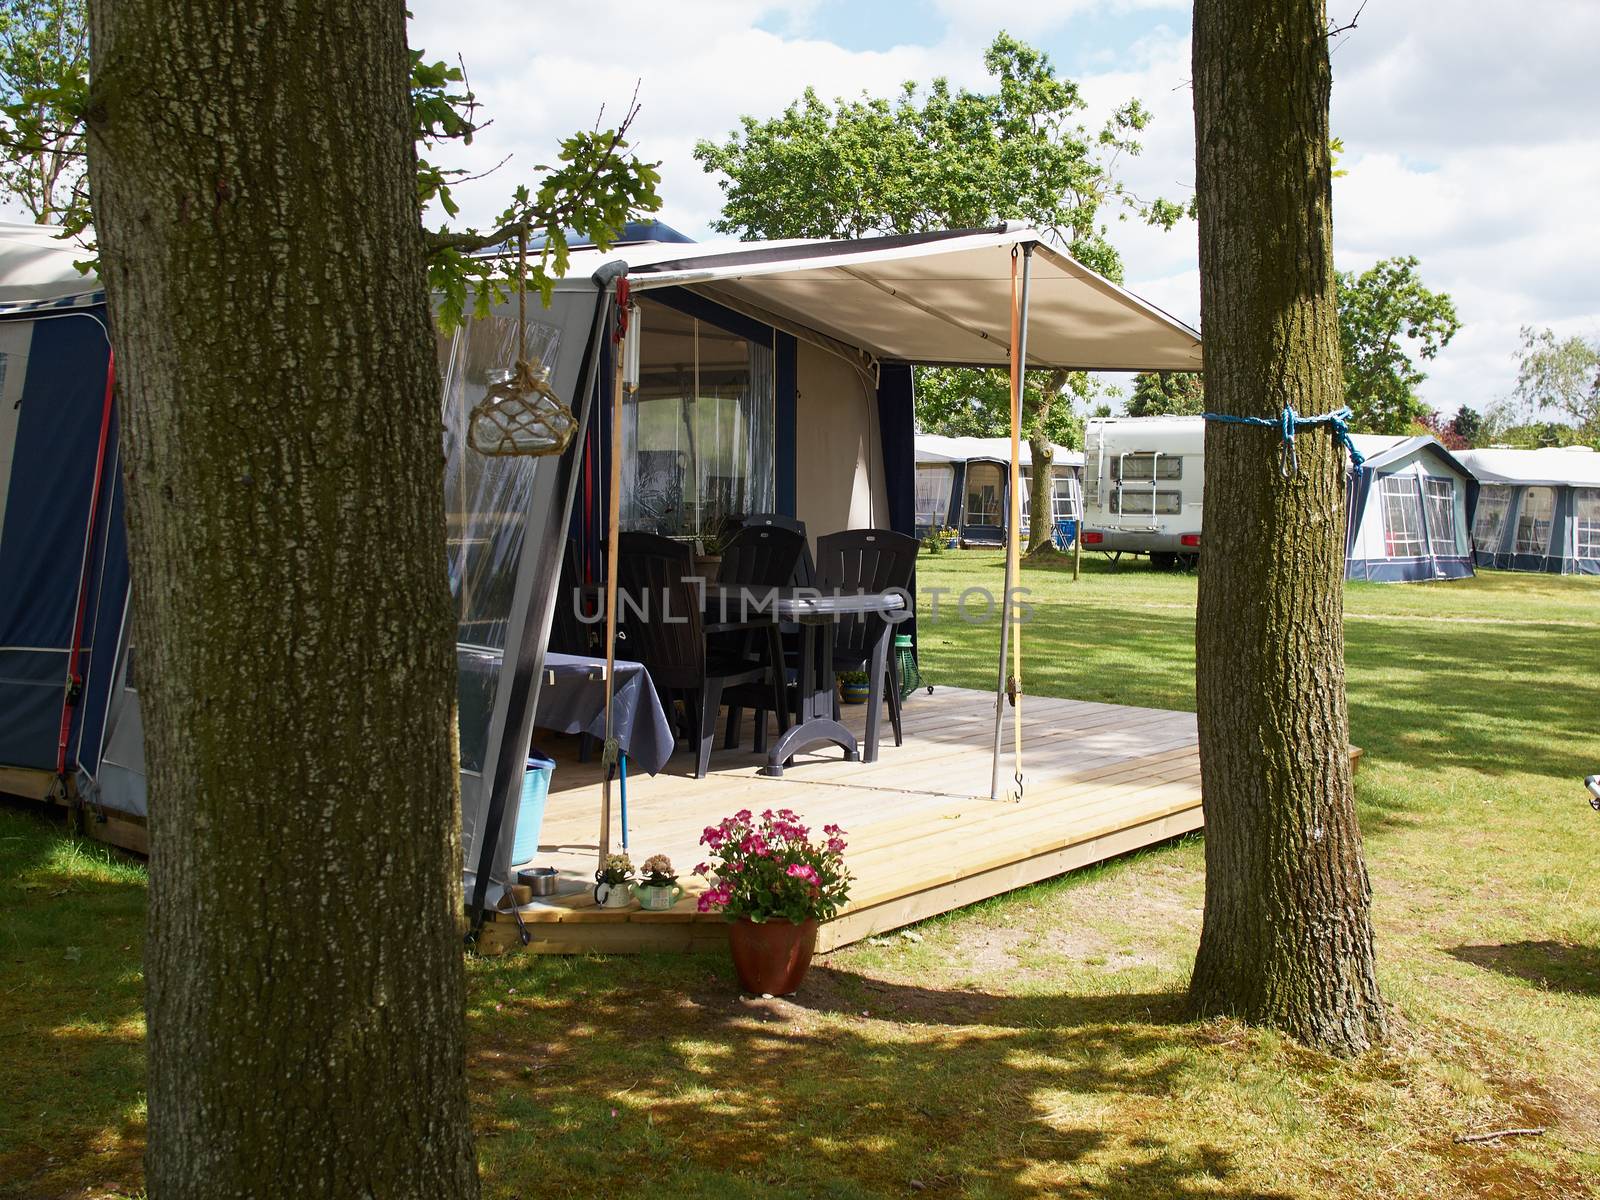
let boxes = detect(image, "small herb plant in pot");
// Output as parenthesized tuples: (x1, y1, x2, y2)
(631, 854, 683, 911)
(695, 808, 850, 995)
(593, 853, 634, 909)
(837, 670, 870, 704)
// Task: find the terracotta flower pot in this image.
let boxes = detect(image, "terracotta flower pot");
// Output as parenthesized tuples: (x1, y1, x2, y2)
(727, 917, 819, 995)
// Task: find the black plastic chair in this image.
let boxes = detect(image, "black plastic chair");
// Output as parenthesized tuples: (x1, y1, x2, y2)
(744, 512, 815, 586)
(614, 531, 772, 778)
(815, 528, 919, 762)
(547, 538, 595, 656)
(715, 525, 808, 753)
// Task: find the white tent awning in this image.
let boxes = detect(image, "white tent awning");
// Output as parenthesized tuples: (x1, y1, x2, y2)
(1456, 446, 1600, 488)
(557, 225, 1201, 372)
(0, 223, 100, 310)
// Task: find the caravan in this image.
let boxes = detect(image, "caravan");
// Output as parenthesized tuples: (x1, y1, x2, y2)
(1080, 415, 1205, 568)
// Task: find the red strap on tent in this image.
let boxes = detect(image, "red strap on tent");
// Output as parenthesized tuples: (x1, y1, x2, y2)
(56, 350, 117, 782)
(613, 277, 631, 343)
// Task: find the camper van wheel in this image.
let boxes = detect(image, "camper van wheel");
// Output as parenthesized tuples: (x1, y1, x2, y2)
(1150, 551, 1178, 571)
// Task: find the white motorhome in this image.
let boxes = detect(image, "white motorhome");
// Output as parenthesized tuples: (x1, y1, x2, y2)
(1081, 415, 1205, 567)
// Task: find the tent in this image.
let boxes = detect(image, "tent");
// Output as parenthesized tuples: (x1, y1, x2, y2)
(0, 224, 126, 806)
(1344, 434, 1478, 582)
(0, 221, 1202, 918)
(913, 433, 1082, 545)
(1457, 446, 1600, 575)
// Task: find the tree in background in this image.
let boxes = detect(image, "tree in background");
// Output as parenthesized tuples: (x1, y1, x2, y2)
(695, 32, 1183, 552)
(1414, 409, 1466, 450)
(1126, 371, 1205, 417)
(84, 0, 657, 1193)
(1189, 0, 1387, 1054)
(1448, 404, 1482, 445)
(0, 0, 87, 226)
(1336, 255, 1460, 433)
(1510, 325, 1600, 442)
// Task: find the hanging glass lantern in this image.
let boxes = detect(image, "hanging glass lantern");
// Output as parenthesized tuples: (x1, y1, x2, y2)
(466, 226, 578, 458)
(468, 359, 576, 457)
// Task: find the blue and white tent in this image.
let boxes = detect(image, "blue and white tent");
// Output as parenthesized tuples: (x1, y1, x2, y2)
(1344, 434, 1477, 583)
(1458, 446, 1600, 576)
(914, 433, 1082, 546)
(0, 223, 131, 805)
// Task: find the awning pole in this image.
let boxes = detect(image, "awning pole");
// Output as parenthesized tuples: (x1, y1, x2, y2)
(600, 280, 629, 870)
(990, 245, 1033, 801)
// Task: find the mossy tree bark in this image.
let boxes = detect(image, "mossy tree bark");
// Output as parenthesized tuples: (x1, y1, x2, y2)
(86, 1, 480, 1194)
(1188, 0, 1387, 1055)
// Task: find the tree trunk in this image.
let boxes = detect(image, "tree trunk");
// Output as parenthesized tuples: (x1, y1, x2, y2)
(1188, 0, 1386, 1055)
(1023, 369, 1070, 556)
(86, 2, 480, 1195)
(1025, 431, 1055, 554)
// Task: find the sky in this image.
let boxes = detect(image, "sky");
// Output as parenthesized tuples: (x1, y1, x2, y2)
(18, 1, 1592, 417)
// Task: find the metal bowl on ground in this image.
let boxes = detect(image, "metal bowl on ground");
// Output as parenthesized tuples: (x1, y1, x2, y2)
(516, 866, 560, 896)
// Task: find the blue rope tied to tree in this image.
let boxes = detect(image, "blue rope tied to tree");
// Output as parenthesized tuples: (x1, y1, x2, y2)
(1202, 405, 1366, 477)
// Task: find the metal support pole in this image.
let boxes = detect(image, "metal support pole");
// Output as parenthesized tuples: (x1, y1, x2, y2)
(600, 285, 627, 869)
(990, 244, 1033, 801)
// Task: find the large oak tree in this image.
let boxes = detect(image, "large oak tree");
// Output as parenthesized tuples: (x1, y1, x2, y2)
(84, 0, 655, 1193)
(1188, 0, 1387, 1055)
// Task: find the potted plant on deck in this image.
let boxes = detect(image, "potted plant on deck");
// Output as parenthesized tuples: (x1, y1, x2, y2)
(695, 809, 851, 995)
(631, 854, 684, 911)
(837, 670, 870, 704)
(593, 853, 634, 909)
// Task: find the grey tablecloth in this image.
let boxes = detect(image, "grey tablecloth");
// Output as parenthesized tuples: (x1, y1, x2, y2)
(535, 652, 674, 775)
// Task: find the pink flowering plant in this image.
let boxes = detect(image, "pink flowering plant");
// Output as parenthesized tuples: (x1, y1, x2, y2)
(694, 808, 850, 923)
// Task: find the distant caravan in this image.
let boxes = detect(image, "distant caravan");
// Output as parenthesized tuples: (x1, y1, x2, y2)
(1081, 416, 1205, 569)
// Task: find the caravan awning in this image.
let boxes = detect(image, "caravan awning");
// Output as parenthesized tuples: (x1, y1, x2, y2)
(557, 225, 1202, 372)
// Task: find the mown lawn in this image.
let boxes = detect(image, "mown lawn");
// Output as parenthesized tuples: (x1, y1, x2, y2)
(4, 553, 1599, 1198)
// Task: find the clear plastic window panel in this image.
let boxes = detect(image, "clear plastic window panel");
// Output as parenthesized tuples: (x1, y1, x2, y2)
(915, 465, 953, 528)
(1379, 475, 1425, 556)
(964, 462, 1004, 524)
(620, 300, 773, 538)
(437, 310, 562, 772)
(1423, 478, 1458, 557)
(1052, 468, 1080, 521)
(1514, 486, 1555, 556)
(1114, 453, 1182, 482)
(1577, 489, 1600, 559)
(1472, 484, 1511, 550)
(1112, 489, 1181, 516)
(1018, 467, 1080, 530)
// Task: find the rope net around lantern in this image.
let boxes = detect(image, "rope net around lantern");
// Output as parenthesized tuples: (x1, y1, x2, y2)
(467, 229, 578, 458)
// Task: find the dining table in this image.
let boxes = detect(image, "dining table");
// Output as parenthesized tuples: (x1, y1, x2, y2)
(702, 584, 908, 777)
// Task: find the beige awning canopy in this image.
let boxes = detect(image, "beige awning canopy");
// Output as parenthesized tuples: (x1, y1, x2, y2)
(556, 224, 1202, 372)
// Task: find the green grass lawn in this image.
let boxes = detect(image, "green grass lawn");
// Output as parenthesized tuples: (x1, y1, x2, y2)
(4, 554, 1599, 1198)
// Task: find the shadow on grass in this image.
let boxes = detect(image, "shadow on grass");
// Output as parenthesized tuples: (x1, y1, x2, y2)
(469, 957, 1296, 1200)
(1448, 941, 1600, 998)
(0, 800, 148, 1200)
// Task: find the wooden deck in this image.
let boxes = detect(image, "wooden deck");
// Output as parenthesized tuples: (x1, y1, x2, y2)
(477, 685, 1209, 955)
